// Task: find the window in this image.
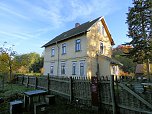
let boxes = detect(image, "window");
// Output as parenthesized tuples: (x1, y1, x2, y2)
(112, 66, 116, 75)
(50, 65, 54, 75)
(98, 23, 102, 34)
(112, 66, 118, 75)
(80, 62, 84, 76)
(100, 42, 104, 54)
(62, 43, 66, 54)
(102, 25, 105, 36)
(61, 63, 66, 75)
(51, 47, 55, 56)
(75, 39, 81, 51)
(72, 62, 76, 75)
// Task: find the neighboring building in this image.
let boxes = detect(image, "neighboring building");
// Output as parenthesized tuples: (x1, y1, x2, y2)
(42, 16, 121, 78)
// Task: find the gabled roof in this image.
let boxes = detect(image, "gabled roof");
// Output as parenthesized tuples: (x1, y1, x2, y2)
(42, 17, 114, 47)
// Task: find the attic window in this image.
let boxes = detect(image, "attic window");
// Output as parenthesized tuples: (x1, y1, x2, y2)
(100, 42, 104, 54)
(102, 25, 105, 36)
(98, 25, 102, 33)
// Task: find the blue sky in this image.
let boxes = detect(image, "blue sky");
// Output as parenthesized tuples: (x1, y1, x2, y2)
(0, 0, 132, 55)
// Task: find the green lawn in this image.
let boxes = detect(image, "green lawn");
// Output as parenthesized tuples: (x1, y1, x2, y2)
(0, 83, 34, 112)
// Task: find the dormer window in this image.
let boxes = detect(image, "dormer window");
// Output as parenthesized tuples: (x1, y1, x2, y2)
(100, 42, 104, 54)
(51, 47, 55, 56)
(75, 39, 81, 51)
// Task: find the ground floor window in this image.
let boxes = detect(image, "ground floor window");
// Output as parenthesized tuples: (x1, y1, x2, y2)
(50, 65, 54, 75)
(72, 62, 76, 75)
(112, 65, 118, 75)
(61, 63, 66, 75)
(80, 62, 84, 76)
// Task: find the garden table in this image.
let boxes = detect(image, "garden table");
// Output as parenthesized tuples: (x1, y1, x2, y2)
(23, 90, 47, 111)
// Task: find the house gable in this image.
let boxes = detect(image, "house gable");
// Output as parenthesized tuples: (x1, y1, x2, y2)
(86, 17, 114, 58)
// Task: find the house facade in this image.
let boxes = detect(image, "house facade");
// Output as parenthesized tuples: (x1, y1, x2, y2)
(42, 17, 120, 78)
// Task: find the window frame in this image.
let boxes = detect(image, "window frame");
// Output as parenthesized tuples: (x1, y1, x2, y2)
(100, 41, 104, 54)
(75, 39, 81, 52)
(62, 43, 66, 54)
(51, 47, 55, 56)
(50, 65, 54, 75)
(102, 25, 104, 36)
(80, 62, 84, 76)
(61, 62, 66, 75)
(72, 62, 76, 75)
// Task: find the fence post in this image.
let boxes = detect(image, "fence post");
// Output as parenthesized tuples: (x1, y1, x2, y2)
(69, 77, 73, 103)
(26, 76, 29, 88)
(110, 75, 116, 114)
(22, 76, 24, 85)
(35, 77, 38, 89)
(47, 73, 50, 92)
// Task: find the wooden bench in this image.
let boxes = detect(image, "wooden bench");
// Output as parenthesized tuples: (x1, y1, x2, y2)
(34, 102, 47, 114)
(45, 95, 55, 105)
(10, 100, 23, 114)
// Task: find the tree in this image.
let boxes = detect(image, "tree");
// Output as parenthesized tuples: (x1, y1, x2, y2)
(14, 52, 43, 73)
(30, 56, 44, 73)
(0, 42, 17, 82)
(112, 45, 136, 74)
(126, 0, 152, 77)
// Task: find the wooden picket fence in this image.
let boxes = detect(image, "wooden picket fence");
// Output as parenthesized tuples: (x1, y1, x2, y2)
(16, 75, 152, 114)
(17, 75, 91, 106)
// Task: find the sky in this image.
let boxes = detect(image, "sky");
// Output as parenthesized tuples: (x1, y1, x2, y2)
(0, 0, 133, 55)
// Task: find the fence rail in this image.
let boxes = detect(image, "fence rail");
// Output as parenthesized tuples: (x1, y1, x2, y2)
(16, 75, 152, 114)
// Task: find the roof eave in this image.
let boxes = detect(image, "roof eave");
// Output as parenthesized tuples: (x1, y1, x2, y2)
(42, 31, 87, 48)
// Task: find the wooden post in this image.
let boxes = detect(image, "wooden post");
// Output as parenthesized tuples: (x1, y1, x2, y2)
(35, 77, 38, 89)
(110, 75, 116, 114)
(26, 76, 29, 87)
(115, 75, 120, 113)
(22, 76, 24, 85)
(91, 76, 99, 108)
(69, 77, 73, 103)
(16, 76, 18, 84)
(47, 73, 50, 92)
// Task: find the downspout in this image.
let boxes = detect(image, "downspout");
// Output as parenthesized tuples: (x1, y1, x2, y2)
(56, 41, 60, 76)
(96, 53, 100, 79)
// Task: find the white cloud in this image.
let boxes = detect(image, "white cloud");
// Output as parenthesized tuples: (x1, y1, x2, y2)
(0, 30, 29, 40)
(13, 0, 117, 27)
(0, 2, 30, 20)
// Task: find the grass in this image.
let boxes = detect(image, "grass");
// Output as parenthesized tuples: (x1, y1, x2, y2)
(0, 83, 34, 112)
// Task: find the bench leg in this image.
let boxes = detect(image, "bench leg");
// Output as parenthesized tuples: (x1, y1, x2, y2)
(29, 96, 33, 111)
(24, 96, 28, 109)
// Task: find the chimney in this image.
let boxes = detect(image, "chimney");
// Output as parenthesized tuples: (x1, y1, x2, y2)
(75, 23, 80, 28)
